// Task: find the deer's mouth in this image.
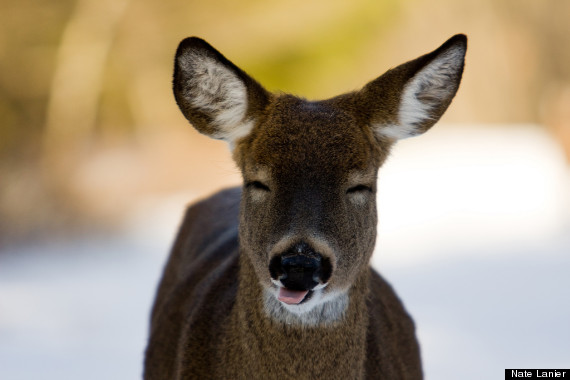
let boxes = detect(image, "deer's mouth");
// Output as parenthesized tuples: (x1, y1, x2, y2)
(264, 280, 349, 325)
(277, 287, 313, 305)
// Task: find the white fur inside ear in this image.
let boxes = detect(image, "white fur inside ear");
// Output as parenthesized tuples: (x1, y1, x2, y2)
(378, 45, 465, 140)
(178, 51, 253, 145)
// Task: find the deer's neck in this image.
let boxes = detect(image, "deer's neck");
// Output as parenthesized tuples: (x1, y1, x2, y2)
(217, 252, 370, 379)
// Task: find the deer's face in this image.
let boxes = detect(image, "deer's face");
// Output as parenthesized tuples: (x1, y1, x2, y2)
(235, 96, 387, 317)
(173, 36, 466, 323)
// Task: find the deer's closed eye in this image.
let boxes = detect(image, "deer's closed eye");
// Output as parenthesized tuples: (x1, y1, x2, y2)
(346, 185, 373, 194)
(247, 181, 271, 192)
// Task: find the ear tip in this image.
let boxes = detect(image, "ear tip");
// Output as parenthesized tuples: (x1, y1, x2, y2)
(176, 37, 213, 56)
(447, 34, 468, 50)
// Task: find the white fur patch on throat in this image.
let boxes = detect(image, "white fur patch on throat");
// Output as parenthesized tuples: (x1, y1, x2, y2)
(377, 47, 464, 141)
(178, 51, 253, 145)
(263, 287, 348, 326)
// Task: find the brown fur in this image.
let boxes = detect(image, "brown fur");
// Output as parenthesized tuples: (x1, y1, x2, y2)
(145, 35, 467, 379)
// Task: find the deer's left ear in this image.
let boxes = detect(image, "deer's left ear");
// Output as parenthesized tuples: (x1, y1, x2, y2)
(357, 34, 467, 140)
(173, 37, 271, 147)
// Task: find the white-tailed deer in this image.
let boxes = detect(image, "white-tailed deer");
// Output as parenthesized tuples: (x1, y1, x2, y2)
(145, 35, 466, 379)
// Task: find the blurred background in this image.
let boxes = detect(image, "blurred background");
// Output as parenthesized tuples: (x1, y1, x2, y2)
(1, 0, 569, 379)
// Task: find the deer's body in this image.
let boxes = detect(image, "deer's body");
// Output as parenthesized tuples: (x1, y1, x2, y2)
(145, 35, 466, 379)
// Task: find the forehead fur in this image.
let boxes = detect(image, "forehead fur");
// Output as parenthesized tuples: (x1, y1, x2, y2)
(235, 95, 389, 176)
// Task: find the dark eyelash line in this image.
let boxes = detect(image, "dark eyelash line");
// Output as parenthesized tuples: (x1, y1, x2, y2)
(246, 181, 271, 192)
(346, 185, 373, 194)
(246, 182, 371, 194)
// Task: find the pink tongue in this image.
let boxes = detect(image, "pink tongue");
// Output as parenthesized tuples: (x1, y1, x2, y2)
(278, 288, 309, 305)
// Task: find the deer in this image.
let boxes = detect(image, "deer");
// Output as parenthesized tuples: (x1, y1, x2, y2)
(144, 34, 467, 379)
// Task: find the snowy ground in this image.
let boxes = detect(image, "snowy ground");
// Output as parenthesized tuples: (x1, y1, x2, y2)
(1, 124, 569, 379)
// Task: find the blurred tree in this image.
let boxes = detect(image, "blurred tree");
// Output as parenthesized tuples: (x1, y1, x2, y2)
(0, 0, 74, 160)
(44, 0, 131, 169)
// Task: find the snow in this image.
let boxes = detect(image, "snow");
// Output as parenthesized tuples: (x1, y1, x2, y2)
(0, 237, 169, 380)
(1, 124, 569, 379)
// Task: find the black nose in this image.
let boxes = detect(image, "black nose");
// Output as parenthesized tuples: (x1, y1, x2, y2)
(269, 243, 332, 291)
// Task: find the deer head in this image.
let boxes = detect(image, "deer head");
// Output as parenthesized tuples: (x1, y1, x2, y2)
(173, 35, 466, 324)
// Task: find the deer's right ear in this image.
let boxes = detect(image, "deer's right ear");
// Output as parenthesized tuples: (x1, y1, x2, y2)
(173, 37, 270, 147)
(357, 34, 467, 141)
